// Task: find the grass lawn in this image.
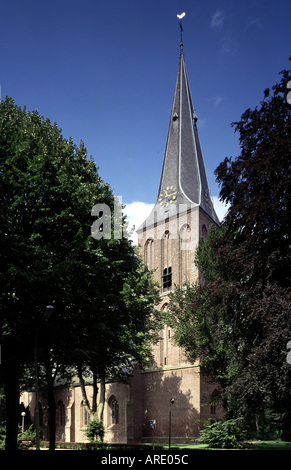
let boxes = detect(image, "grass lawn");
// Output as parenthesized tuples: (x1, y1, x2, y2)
(23, 439, 291, 451)
(243, 440, 291, 450)
(170, 441, 291, 450)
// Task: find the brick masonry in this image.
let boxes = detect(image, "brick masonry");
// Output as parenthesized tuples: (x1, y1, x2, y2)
(131, 205, 223, 443)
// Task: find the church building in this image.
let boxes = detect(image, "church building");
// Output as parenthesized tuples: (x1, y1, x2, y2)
(21, 35, 222, 445)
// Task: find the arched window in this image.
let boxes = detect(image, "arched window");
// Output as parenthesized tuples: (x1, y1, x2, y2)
(80, 401, 90, 427)
(159, 304, 170, 366)
(162, 266, 172, 288)
(144, 238, 154, 269)
(180, 224, 191, 284)
(108, 396, 119, 425)
(57, 400, 66, 426)
(161, 231, 172, 290)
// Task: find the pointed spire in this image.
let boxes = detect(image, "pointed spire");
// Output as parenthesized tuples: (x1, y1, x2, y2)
(156, 43, 219, 224)
(137, 25, 220, 232)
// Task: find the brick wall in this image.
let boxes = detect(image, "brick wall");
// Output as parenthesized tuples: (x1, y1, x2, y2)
(135, 206, 223, 441)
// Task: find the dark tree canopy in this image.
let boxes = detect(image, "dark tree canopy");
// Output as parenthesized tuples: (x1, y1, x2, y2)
(215, 69, 290, 291)
(0, 97, 160, 449)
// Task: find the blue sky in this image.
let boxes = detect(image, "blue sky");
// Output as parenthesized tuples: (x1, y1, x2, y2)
(1, 0, 290, 237)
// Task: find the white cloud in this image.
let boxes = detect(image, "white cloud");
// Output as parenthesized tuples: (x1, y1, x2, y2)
(211, 9, 225, 30)
(212, 196, 230, 222)
(210, 9, 237, 56)
(123, 198, 230, 245)
(123, 201, 154, 245)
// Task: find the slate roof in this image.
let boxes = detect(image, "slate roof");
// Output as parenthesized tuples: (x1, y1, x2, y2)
(138, 44, 220, 232)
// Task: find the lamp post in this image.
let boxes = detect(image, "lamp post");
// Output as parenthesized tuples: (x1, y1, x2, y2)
(169, 397, 175, 449)
(34, 305, 54, 450)
(21, 412, 26, 434)
(148, 420, 156, 450)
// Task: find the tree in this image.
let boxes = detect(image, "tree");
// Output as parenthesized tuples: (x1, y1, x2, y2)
(83, 418, 104, 443)
(0, 97, 160, 450)
(166, 68, 291, 438)
(214, 68, 291, 438)
(0, 97, 114, 449)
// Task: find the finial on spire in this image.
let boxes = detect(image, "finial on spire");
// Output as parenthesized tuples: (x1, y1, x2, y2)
(177, 12, 186, 53)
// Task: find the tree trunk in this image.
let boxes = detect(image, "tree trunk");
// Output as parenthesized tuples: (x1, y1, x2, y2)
(77, 364, 92, 415)
(77, 367, 105, 425)
(77, 366, 105, 441)
(44, 349, 56, 451)
(92, 370, 98, 414)
(97, 376, 105, 423)
(2, 343, 20, 451)
(255, 414, 260, 434)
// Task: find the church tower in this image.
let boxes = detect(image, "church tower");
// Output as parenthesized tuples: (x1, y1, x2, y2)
(134, 31, 221, 443)
(137, 34, 219, 289)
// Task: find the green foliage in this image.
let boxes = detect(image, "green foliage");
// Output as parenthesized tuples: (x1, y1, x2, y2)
(18, 424, 36, 441)
(0, 96, 161, 449)
(198, 418, 247, 449)
(83, 418, 105, 442)
(0, 96, 111, 353)
(195, 224, 227, 282)
(0, 421, 6, 450)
